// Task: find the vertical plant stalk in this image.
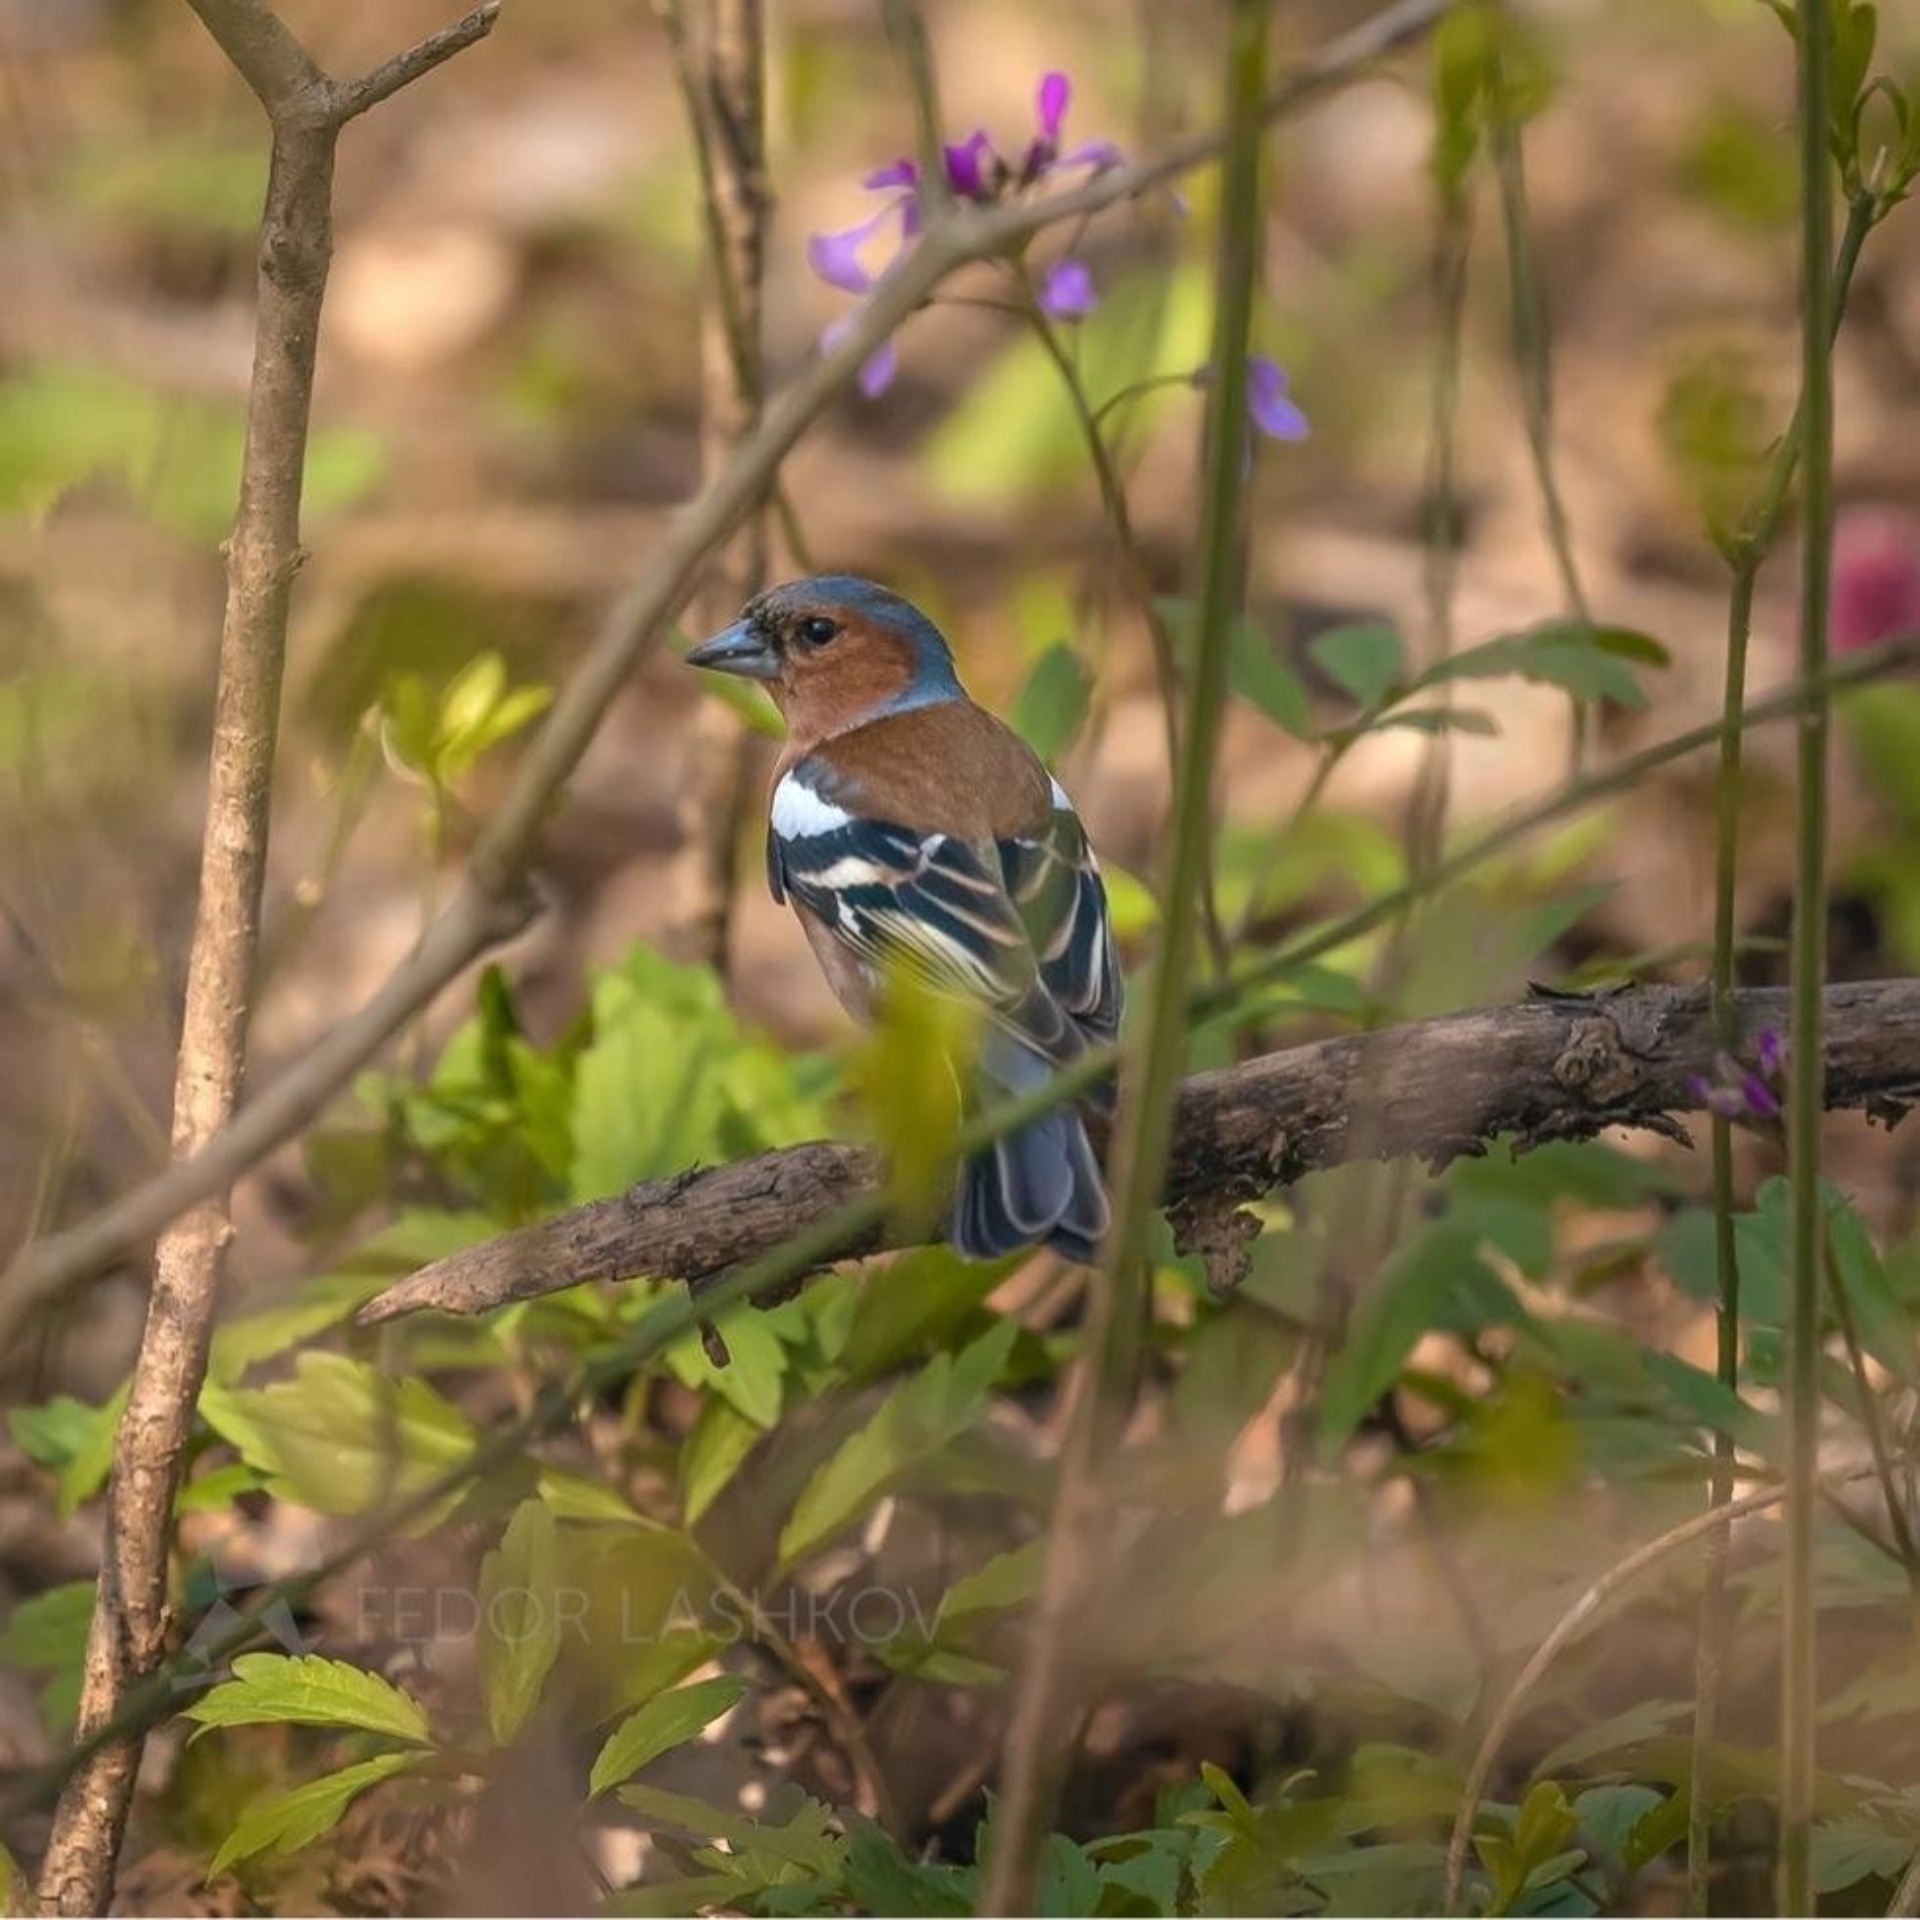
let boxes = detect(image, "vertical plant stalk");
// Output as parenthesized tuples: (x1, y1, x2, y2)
(1781, 0, 1834, 1907)
(978, 4, 1273, 1911)
(1486, 40, 1593, 770)
(659, 0, 769, 974)
(32, 7, 497, 1913)
(1687, 184, 1875, 1914)
(1015, 297, 1233, 977)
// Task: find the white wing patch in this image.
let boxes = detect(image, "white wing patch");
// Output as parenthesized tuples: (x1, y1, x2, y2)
(772, 771, 853, 838)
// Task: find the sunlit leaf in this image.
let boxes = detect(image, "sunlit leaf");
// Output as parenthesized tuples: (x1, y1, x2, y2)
(589, 1675, 747, 1796)
(184, 1653, 431, 1744)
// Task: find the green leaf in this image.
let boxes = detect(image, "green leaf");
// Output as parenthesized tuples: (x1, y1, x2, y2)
(8, 1387, 125, 1518)
(778, 1318, 1018, 1570)
(209, 1751, 425, 1879)
(1319, 1222, 1503, 1452)
(479, 1500, 562, 1745)
(665, 1308, 788, 1428)
(0, 1580, 94, 1730)
(198, 1353, 475, 1521)
(1375, 705, 1500, 738)
(588, 1674, 747, 1796)
(1310, 620, 1405, 711)
(1421, 622, 1664, 708)
(1227, 615, 1315, 739)
(183, 1652, 431, 1745)
(1009, 644, 1093, 763)
(680, 1396, 765, 1525)
(569, 945, 829, 1202)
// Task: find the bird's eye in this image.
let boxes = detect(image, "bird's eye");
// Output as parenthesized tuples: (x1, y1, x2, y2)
(796, 615, 839, 649)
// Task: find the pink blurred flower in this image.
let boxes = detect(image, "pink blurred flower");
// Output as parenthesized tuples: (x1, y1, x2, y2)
(1831, 508, 1920, 654)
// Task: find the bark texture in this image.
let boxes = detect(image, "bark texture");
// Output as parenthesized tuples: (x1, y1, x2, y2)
(34, 8, 497, 1911)
(361, 978, 1920, 1325)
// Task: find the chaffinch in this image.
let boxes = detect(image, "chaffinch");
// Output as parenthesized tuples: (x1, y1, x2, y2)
(687, 574, 1121, 1263)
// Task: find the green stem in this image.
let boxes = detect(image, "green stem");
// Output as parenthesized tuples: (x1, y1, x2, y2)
(1018, 291, 1235, 976)
(1689, 181, 1878, 1918)
(1781, 0, 1834, 1905)
(978, 4, 1271, 1909)
(1488, 38, 1592, 773)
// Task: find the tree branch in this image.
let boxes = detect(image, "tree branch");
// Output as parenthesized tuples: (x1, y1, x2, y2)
(0, 0, 1449, 1348)
(358, 979, 1920, 1325)
(31, 6, 497, 1912)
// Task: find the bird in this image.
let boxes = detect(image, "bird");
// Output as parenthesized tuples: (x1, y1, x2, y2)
(686, 574, 1122, 1262)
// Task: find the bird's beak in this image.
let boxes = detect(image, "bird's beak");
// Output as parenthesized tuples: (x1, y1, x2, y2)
(686, 618, 780, 682)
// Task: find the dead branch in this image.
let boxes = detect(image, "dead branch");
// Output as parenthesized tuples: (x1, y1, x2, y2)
(359, 978, 1920, 1325)
(660, 0, 770, 971)
(0, 0, 1453, 1349)
(32, 6, 498, 1912)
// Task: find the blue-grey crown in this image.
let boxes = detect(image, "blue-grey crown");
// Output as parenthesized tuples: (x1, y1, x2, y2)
(753, 574, 963, 700)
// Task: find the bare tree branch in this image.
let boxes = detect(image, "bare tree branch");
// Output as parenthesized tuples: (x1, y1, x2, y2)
(358, 979, 1920, 1325)
(0, 0, 1451, 1347)
(659, 0, 769, 971)
(330, 2, 501, 121)
(32, 6, 498, 1911)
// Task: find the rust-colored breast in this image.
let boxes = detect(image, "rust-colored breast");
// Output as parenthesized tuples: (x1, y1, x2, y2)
(799, 701, 1053, 840)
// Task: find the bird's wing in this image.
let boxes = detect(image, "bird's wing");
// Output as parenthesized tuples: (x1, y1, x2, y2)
(998, 778, 1123, 1047)
(776, 808, 1037, 1009)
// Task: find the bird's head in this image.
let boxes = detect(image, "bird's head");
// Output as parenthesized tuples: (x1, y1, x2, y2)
(686, 575, 964, 744)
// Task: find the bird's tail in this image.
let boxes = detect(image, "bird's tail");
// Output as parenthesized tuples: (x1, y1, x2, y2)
(951, 1029, 1109, 1262)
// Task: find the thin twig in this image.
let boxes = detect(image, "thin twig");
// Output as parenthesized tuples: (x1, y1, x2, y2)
(0, 0, 1452, 1342)
(31, 6, 500, 1912)
(1487, 32, 1593, 770)
(659, 0, 769, 975)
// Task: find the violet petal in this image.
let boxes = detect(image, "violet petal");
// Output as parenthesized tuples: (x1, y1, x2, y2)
(1247, 356, 1310, 441)
(1741, 1074, 1782, 1120)
(856, 337, 899, 399)
(1059, 138, 1126, 171)
(821, 313, 900, 399)
(863, 157, 920, 191)
(807, 211, 890, 294)
(1037, 70, 1070, 144)
(943, 130, 993, 201)
(1038, 258, 1097, 320)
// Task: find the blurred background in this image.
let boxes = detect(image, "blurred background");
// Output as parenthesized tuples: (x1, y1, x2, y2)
(6, 0, 1920, 1908)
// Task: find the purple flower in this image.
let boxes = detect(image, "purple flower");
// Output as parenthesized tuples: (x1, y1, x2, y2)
(805, 67, 1125, 398)
(1689, 1033, 1786, 1132)
(1247, 356, 1310, 441)
(943, 130, 995, 202)
(1039, 258, 1097, 321)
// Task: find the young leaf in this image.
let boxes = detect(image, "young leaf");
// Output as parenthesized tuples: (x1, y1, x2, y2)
(1318, 1222, 1504, 1452)
(777, 1318, 1018, 1571)
(1010, 643, 1093, 763)
(1309, 621, 1405, 711)
(1228, 616, 1315, 739)
(479, 1500, 563, 1745)
(588, 1674, 748, 1796)
(680, 1396, 765, 1526)
(183, 1653, 432, 1745)
(199, 1353, 475, 1521)
(209, 1751, 426, 1878)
